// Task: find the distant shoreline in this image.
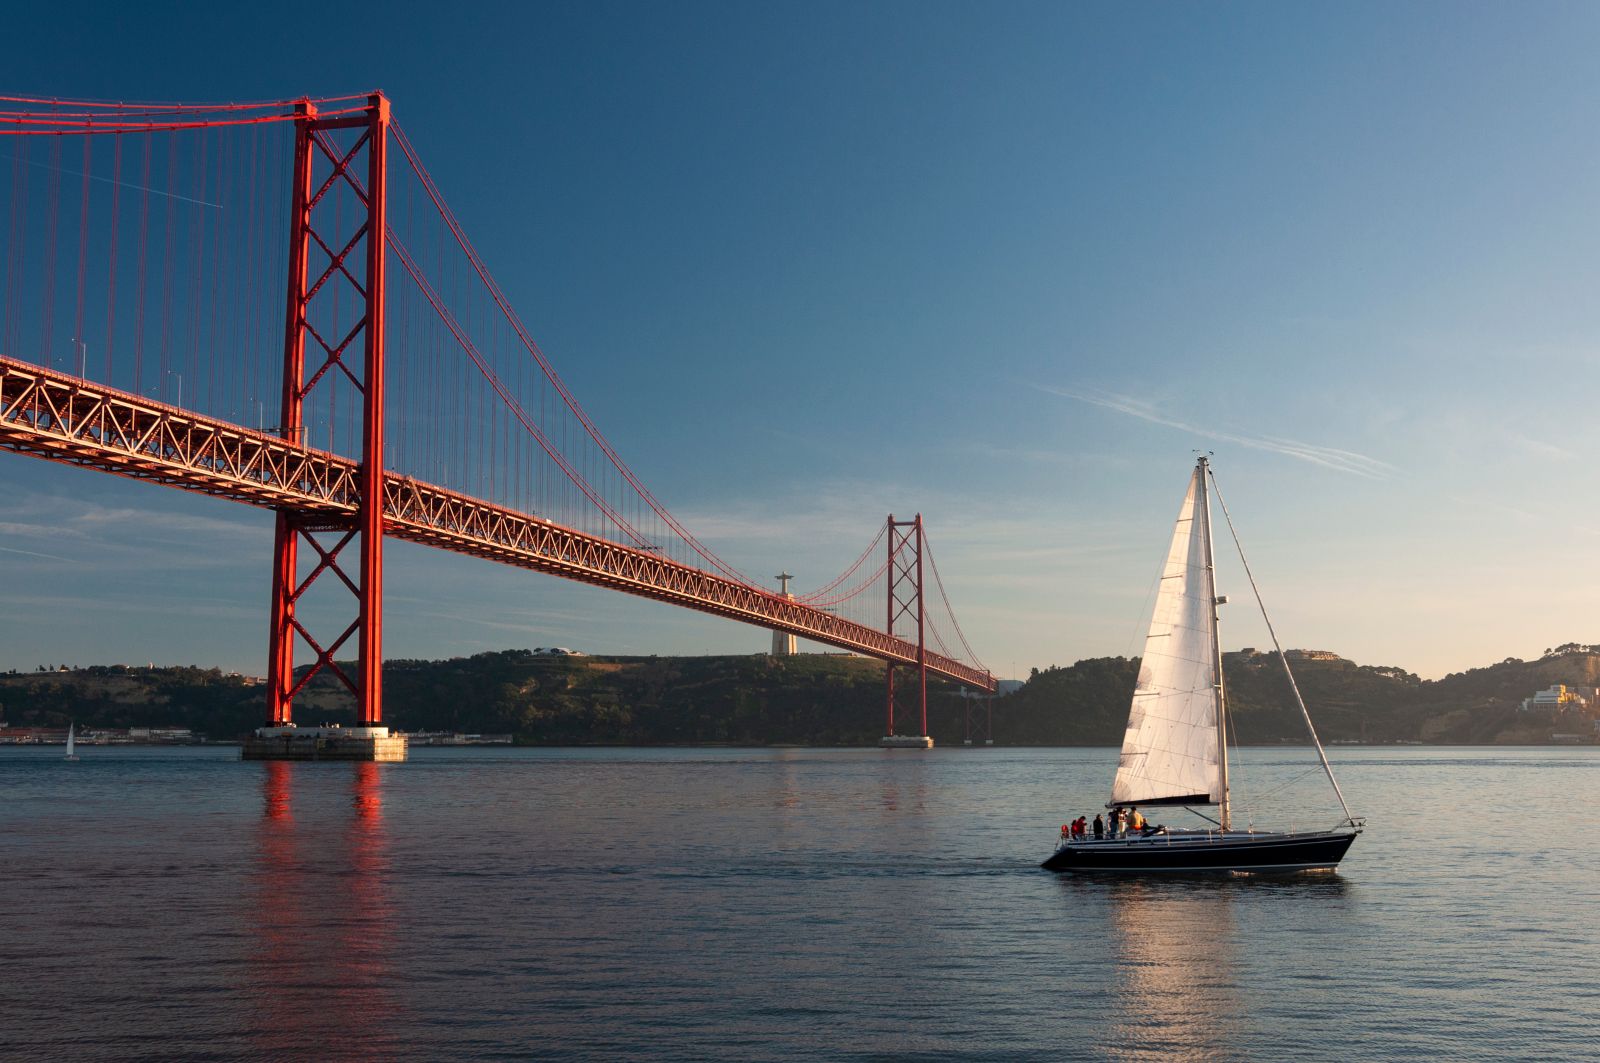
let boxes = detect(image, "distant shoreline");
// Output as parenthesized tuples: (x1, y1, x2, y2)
(9, 739, 1593, 750)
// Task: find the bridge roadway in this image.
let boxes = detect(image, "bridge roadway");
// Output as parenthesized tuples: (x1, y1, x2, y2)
(0, 355, 995, 692)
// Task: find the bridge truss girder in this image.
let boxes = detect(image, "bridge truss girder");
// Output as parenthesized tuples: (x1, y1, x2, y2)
(0, 354, 996, 693)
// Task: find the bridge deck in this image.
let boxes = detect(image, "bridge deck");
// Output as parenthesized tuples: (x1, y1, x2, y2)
(0, 355, 994, 692)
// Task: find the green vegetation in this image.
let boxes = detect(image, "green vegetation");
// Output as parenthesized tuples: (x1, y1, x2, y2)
(4, 644, 1598, 745)
(0, 665, 270, 736)
(997, 647, 1599, 745)
(377, 651, 939, 745)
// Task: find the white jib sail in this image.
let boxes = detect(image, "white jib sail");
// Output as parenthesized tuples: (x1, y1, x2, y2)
(1111, 466, 1224, 806)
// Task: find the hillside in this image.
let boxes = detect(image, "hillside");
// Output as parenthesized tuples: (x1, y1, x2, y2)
(996, 645, 1600, 745)
(2, 644, 1598, 745)
(378, 651, 919, 745)
(0, 666, 277, 738)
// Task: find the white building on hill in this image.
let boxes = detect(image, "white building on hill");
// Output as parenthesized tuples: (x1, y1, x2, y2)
(1520, 684, 1593, 712)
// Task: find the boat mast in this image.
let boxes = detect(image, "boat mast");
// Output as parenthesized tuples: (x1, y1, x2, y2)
(1197, 457, 1231, 831)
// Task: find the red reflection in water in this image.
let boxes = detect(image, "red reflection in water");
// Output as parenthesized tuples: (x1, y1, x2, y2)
(353, 760, 383, 821)
(341, 761, 395, 1019)
(264, 761, 292, 821)
(248, 762, 400, 1058)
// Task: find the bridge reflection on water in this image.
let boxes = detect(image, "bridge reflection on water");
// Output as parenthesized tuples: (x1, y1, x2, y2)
(249, 762, 400, 1057)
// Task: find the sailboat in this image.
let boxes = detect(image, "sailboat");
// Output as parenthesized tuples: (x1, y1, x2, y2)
(1042, 457, 1361, 874)
(64, 722, 79, 762)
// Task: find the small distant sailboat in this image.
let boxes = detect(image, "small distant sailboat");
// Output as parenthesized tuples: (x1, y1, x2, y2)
(64, 722, 79, 762)
(1042, 457, 1361, 874)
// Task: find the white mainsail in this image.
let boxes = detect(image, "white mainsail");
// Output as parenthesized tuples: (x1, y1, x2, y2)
(1111, 465, 1225, 807)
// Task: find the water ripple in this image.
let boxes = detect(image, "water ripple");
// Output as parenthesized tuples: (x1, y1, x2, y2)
(1, 745, 1595, 1060)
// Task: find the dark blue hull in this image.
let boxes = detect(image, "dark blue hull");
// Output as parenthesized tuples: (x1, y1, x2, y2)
(1041, 829, 1357, 874)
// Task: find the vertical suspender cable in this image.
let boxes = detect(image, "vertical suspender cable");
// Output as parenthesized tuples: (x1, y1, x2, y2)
(3, 139, 26, 356)
(237, 123, 257, 422)
(73, 135, 91, 376)
(187, 127, 208, 408)
(208, 129, 225, 411)
(159, 132, 178, 398)
(133, 133, 151, 391)
(38, 136, 62, 365)
(104, 133, 121, 381)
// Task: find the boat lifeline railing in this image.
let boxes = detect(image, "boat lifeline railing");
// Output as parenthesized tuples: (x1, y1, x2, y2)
(1056, 828, 1360, 849)
(1207, 466, 1362, 829)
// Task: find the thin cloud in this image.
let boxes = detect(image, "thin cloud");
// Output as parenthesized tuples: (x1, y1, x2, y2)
(1499, 430, 1574, 462)
(0, 544, 72, 562)
(1, 593, 255, 619)
(394, 604, 596, 633)
(70, 505, 265, 538)
(1030, 384, 1394, 479)
(0, 521, 83, 538)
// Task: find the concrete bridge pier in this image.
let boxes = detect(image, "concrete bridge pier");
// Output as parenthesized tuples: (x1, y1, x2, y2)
(242, 725, 408, 762)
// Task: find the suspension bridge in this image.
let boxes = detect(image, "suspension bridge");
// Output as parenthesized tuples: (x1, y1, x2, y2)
(0, 93, 993, 757)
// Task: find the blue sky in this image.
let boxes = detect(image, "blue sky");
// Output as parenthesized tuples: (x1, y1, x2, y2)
(5, 2, 1600, 680)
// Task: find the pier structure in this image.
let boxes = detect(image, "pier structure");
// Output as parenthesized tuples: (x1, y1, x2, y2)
(242, 726, 408, 762)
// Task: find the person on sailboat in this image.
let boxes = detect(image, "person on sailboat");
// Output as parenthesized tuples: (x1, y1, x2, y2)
(1092, 813, 1104, 839)
(1128, 807, 1145, 833)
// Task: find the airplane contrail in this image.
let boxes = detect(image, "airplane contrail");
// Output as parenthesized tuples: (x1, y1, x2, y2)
(1031, 383, 1394, 479)
(1, 151, 225, 209)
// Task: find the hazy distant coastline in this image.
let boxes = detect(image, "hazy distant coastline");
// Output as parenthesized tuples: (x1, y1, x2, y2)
(3, 643, 1598, 747)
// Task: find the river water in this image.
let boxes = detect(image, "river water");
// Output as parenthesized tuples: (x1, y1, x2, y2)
(1, 744, 1595, 1061)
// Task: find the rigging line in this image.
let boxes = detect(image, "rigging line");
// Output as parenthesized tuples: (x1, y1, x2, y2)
(1207, 464, 1358, 825)
(390, 121, 756, 587)
(1244, 765, 1325, 804)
